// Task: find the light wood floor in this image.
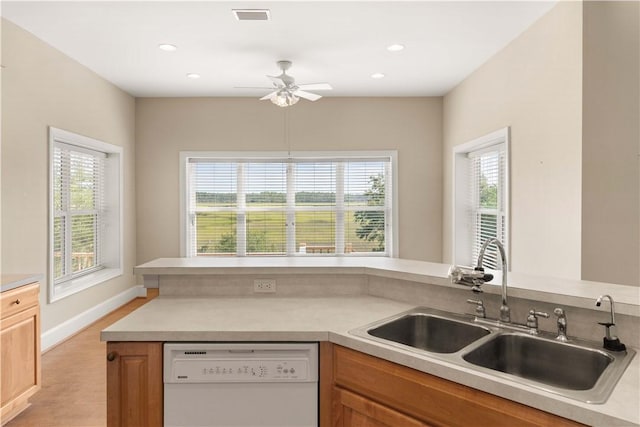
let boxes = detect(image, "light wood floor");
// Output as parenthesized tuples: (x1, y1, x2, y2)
(6, 290, 158, 427)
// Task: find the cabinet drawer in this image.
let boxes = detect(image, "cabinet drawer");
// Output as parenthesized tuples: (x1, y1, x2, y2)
(1, 283, 39, 320)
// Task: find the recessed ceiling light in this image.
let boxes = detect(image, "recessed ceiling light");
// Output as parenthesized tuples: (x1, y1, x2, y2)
(186, 73, 201, 79)
(387, 44, 405, 52)
(158, 44, 177, 52)
(371, 73, 386, 79)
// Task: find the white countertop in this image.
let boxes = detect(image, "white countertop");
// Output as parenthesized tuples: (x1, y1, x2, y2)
(102, 295, 640, 426)
(135, 257, 640, 316)
(1, 273, 42, 293)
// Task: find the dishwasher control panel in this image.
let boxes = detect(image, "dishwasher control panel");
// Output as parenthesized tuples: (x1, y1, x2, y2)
(168, 358, 310, 382)
(164, 343, 318, 384)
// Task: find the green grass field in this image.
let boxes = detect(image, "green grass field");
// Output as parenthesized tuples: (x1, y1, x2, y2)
(195, 204, 383, 254)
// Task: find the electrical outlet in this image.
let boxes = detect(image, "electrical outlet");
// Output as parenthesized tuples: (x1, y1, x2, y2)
(253, 279, 276, 293)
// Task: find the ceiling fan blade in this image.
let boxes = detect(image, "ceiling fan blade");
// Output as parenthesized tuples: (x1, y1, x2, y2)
(235, 86, 278, 90)
(267, 75, 285, 86)
(295, 90, 322, 101)
(260, 90, 279, 101)
(296, 83, 332, 91)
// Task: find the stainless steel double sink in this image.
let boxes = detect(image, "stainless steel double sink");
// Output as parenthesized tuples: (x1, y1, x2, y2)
(349, 307, 635, 403)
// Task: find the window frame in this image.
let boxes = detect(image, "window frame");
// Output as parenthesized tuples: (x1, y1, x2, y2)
(452, 127, 510, 269)
(179, 151, 398, 258)
(48, 127, 123, 302)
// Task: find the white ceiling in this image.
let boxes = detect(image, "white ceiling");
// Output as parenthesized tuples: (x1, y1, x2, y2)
(1, 1, 557, 98)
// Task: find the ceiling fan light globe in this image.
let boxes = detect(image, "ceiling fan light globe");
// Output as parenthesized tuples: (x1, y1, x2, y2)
(270, 89, 299, 107)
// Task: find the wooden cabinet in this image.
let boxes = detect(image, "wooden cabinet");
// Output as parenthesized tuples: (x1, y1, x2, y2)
(0, 282, 41, 425)
(104, 341, 586, 427)
(334, 387, 430, 427)
(106, 341, 163, 427)
(329, 344, 585, 427)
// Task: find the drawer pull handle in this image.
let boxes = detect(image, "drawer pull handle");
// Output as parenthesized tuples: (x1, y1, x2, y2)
(13, 299, 21, 305)
(107, 352, 118, 362)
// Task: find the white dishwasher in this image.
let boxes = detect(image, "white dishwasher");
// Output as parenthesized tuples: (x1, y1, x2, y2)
(164, 343, 318, 427)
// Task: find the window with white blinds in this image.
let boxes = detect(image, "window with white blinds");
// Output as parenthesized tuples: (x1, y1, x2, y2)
(52, 142, 106, 281)
(182, 152, 395, 257)
(453, 128, 509, 270)
(469, 148, 506, 269)
(49, 127, 123, 302)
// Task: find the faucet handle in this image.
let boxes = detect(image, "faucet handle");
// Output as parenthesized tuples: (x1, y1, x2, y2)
(526, 309, 549, 334)
(466, 299, 486, 318)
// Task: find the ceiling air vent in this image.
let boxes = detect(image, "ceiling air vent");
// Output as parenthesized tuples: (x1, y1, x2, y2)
(232, 9, 271, 21)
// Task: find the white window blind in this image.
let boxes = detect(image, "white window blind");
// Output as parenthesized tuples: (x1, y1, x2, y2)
(52, 142, 106, 282)
(453, 128, 509, 269)
(469, 147, 506, 269)
(185, 155, 392, 257)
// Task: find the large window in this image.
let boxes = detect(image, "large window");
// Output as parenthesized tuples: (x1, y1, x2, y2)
(49, 127, 122, 302)
(453, 128, 509, 269)
(181, 152, 397, 257)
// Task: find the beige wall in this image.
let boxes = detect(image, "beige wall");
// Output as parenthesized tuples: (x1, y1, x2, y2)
(442, 2, 583, 279)
(135, 97, 443, 264)
(582, 2, 639, 287)
(1, 19, 137, 332)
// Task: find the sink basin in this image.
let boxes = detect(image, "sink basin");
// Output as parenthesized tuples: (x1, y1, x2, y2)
(462, 332, 636, 402)
(463, 333, 613, 390)
(351, 308, 635, 403)
(351, 308, 491, 354)
(368, 313, 491, 353)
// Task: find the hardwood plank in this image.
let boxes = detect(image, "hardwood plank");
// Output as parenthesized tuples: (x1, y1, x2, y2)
(4, 290, 157, 427)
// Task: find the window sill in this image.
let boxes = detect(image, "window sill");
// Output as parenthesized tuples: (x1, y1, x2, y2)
(51, 267, 122, 302)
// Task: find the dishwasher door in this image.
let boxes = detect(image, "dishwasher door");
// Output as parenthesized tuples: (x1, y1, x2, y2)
(163, 343, 318, 427)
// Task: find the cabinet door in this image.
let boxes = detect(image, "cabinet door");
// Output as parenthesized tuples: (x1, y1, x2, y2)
(0, 305, 41, 421)
(333, 345, 584, 427)
(334, 387, 430, 427)
(106, 342, 163, 427)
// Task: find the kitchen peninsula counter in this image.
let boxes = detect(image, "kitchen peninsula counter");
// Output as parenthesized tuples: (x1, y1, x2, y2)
(102, 295, 640, 426)
(135, 257, 640, 316)
(112, 257, 640, 425)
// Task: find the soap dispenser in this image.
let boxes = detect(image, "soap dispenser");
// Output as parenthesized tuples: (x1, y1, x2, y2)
(595, 294, 626, 352)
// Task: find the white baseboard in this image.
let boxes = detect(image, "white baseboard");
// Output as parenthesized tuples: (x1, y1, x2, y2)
(41, 285, 147, 352)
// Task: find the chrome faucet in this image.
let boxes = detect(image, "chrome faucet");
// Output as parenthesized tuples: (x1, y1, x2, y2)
(554, 308, 569, 342)
(595, 294, 616, 331)
(476, 238, 510, 323)
(595, 294, 626, 351)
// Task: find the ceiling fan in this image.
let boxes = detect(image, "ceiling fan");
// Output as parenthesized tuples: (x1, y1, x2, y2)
(238, 60, 332, 107)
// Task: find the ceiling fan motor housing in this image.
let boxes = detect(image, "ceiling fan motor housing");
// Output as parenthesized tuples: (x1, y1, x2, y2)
(277, 60, 292, 71)
(276, 61, 295, 87)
